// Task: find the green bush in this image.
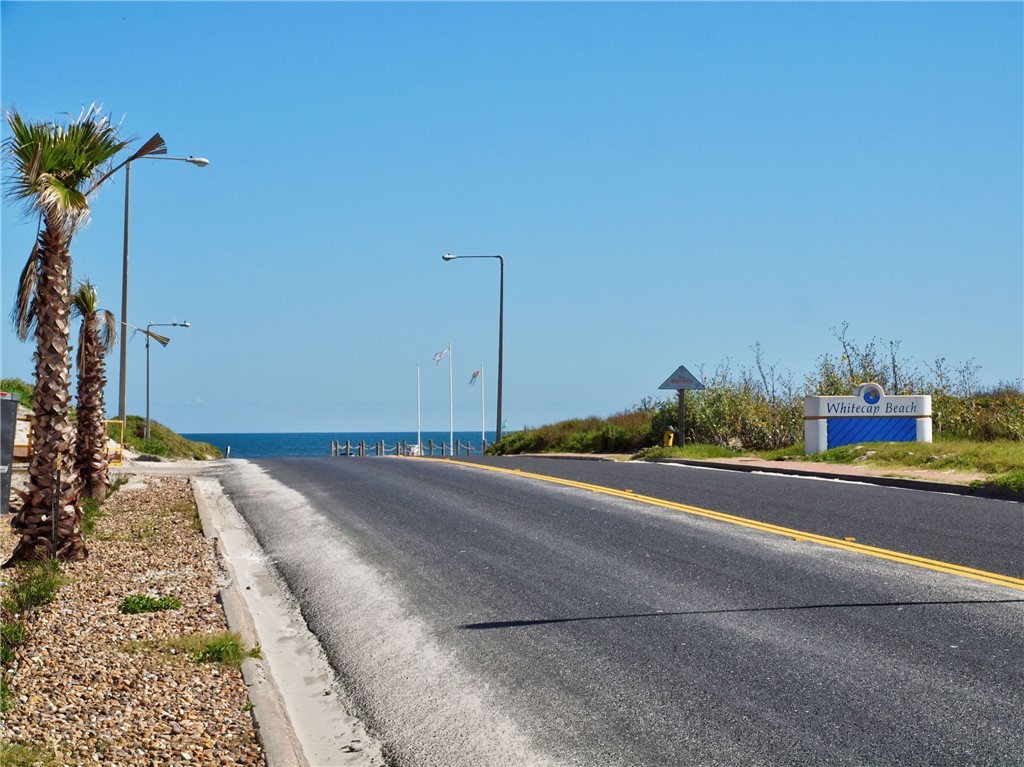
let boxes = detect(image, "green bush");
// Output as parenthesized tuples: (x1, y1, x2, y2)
(0, 377, 33, 407)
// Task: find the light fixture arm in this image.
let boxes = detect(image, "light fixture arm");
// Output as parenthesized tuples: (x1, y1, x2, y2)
(442, 253, 505, 440)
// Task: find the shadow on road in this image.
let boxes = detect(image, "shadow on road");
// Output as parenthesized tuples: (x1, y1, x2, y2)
(461, 598, 1024, 629)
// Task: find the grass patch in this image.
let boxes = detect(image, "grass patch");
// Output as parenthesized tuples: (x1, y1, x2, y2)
(0, 675, 13, 713)
(108, 476, 129, 495)
(80, 496, 103, 536)
(118, 594, 182, 615)
(123, 631, 260, 668)
(0, 622, 27, 666)
(173, 500, 204, 533)
(174, 632, 261, 666)
(633, 444, 743, 462)
(970, 469, 1024, 498)
(789, 439, 1024, 475)
(0, 742, 60, 766)
(2, 560, 64, 614)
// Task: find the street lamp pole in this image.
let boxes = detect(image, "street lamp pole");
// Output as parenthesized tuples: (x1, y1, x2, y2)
(113, 135, 208, 423)
(442, 254, 505, 441)
(145, 321, 191, 440)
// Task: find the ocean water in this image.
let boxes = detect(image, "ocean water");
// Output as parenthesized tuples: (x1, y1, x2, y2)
(181, 431, 497, 459)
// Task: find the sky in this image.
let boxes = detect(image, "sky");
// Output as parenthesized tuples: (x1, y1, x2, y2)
(1, 1, 1022, 435)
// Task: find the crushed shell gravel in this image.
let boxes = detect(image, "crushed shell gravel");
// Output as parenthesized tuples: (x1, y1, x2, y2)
(1, 475, 264, 766)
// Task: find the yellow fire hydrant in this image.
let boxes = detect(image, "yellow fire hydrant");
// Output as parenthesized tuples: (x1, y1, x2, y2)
(662, 428, 676, 447)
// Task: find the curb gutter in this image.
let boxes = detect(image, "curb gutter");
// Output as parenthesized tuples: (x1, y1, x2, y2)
(191, 478, 310, 767)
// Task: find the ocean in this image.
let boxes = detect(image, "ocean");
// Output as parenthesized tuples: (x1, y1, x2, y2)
(181, 431, 497, 459)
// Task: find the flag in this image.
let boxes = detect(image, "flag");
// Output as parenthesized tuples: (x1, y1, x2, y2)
(469, 369, 480, 385)
(433, 347, 449, 364)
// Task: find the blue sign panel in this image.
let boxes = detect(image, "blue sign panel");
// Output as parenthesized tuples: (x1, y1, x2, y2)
(825, 417, 917, 448)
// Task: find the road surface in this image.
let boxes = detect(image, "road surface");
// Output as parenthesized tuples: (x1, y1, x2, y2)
(213, 456, 1024, 767)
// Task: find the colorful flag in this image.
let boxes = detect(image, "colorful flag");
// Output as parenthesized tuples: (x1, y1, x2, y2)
(469, 369, 480, 385)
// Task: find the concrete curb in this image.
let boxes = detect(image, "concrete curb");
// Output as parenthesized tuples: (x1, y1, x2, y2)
(191, 477, 310, 767)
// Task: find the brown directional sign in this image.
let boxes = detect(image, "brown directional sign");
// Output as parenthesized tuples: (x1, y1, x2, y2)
(658, 365, 705, 391)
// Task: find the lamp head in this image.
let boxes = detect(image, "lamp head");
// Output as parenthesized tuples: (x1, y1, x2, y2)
(442, 254, 457, 261)
(185, 156, 210, 167)
(131, 133, 168, 161)
(179, 321, 191, 328)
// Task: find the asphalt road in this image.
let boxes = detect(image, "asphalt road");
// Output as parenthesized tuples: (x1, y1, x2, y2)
(216, 457, 1024, 767)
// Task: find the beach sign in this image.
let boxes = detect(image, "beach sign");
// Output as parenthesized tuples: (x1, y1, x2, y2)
(803, 383, 932, 454)
(658, 364, 705, 446)
(659, 365, 705, 391)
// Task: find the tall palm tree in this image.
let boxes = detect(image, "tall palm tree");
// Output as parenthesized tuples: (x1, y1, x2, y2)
(3, 105, 127, 565)
(72, 280, 117, 503)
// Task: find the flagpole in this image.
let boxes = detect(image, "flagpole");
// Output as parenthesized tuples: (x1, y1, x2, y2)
(448, 341, 454, 453)
(480, 363, 485, 450)
(416, 363, 421, 455)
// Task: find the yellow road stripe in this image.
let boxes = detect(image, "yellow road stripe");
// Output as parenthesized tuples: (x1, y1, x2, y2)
(436, 459, 1024, 592)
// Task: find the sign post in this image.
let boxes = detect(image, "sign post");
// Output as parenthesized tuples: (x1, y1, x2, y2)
(658, 365, 705, 447)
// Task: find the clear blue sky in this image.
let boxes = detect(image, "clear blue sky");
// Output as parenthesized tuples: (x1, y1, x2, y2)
(2, 1, 1022, 434)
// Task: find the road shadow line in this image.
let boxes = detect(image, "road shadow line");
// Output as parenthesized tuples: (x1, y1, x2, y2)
(461, 598, 1024, 630)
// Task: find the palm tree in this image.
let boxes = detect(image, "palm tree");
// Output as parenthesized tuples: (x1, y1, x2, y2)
(3, 105, 127, 565)
(72, 280, 117, 503)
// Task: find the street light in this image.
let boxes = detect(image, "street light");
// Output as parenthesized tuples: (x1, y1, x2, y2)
(442, 253, 505, 441)
(107, 133, 208, 422)
(145, 321, 191, 440)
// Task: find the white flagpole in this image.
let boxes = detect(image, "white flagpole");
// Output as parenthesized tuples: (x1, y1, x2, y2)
(448, 342, 454, 453)
(416, 363, 421, 454)
(480, 363, 485, 449)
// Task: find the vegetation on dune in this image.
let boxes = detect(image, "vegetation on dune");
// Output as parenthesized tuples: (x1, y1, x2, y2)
(0, 378, 33, 408)
(3, 377, 221, 461)
(488, 326, 1024, 491)
(111, 415, 222, 460)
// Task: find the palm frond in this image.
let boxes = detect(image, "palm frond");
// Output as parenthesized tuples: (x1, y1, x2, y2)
(72, 281, 118, 364)
(9, 241, 40, 340)
(96, 309, 118, 354)
(72, 279, 100, 318)
(3, 104, 129, 229)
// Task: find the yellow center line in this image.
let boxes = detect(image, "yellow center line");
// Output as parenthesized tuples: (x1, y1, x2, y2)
(435, 459, 1024, 593)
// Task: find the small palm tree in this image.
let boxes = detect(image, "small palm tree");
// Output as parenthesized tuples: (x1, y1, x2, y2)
(3, 105, 127, 565)
(72, 280, 117, 503)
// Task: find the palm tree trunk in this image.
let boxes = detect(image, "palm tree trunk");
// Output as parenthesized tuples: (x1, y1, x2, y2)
(4, 224, 85, 565)
(75, 327, 110, 503)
